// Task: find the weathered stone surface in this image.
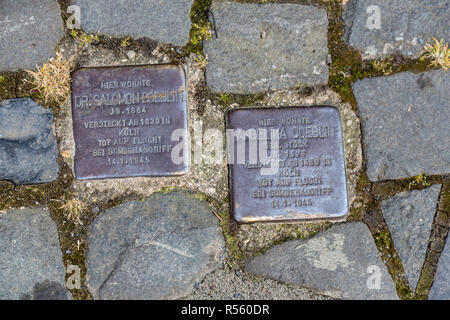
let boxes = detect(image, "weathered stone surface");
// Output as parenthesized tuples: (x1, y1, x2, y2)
(353, 70, 449, 181)
(0, 98, 59, 184)
(204, 1, 329, 93)
(429, 235, 450, 299)
(343, 0, 449, 59)
(184, 268, 331, 300)
(381, 185, 441, 291)
(86, 191, 226, 300)
(245, 222, 398, 299)
(0, 0, 64, 71)
(74, 0, 193, 46)
(0, 208, 70, 300)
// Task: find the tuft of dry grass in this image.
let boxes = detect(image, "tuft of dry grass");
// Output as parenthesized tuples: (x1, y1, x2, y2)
(58, 198, 87, 224)
(25, 52, 77, 105)
(372, 59, 393, 75)
(423, 38, 449, 71)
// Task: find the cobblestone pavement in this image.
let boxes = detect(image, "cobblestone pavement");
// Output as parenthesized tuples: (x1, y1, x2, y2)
(0, 0, 448, 300)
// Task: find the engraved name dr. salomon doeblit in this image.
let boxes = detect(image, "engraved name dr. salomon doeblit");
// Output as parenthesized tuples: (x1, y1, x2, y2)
(71, 64, 189, 180)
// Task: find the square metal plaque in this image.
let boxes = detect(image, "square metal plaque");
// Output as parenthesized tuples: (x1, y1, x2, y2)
(71, 65, 189, 180)
(228, 106, 347, 222)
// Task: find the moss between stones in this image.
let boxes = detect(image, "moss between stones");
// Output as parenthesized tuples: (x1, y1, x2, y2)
(416, 180, 450, 298)
(0, 72, 16, 99)
(372, 175, 443, 201)
(219, 212, 247, 269)
(437, 180, 450, 220)
(56, 0, 72, 36)
(182, 0, 213, 57)
(0, 159, 72, 213)
(214, 93, 266, 108)
(372, 227, 414, 300)
(347, 171, 372, 222)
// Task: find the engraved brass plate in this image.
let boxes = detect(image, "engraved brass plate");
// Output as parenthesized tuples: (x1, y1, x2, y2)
(228, 106, 347, 222)
(71, 65, 189, 180)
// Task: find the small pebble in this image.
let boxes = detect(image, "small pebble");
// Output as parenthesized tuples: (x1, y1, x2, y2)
(127, 50, 136, 60)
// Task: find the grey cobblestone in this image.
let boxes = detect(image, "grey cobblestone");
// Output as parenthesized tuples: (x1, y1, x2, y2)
(0, 0, 64, 71)
(204, 1, 329, 93)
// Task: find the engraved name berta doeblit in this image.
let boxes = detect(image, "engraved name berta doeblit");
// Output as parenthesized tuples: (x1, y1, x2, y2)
(228, 107, 347, 222)
(71, 65, 189, 180)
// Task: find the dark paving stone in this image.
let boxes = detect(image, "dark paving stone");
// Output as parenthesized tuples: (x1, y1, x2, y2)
(381, 185, 441, 291)
(74, 0, 193, 46)
(0, 208, 70, 300)
(343, 0, 449, 59)
(204, 1, 329, 93)
(245, 222, 398, 299)
(353, 70, 449, 181)
(0, 98, 59, 185)
(86, 191, 226, 300)
(0, 0, 64, 71)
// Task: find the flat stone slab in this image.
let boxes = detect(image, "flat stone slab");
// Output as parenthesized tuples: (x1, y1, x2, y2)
(245, 222, 398, 299)
(343, 0, 449, 59)
(71, 65, 189, 180)
(0, 208, 70, 300)
(204, 2, 329, 93)
(74, 0, 193, 46)
(429, 232, 450, 299)
(353, 70, 449, 181)
(184, 268, 331, 300)
(381, 184, 441, 291)
(227, 106, 347, 222)
(0, 98, 59, 184)
(0, 0, 64, 71)
(86, 191, 225, 299)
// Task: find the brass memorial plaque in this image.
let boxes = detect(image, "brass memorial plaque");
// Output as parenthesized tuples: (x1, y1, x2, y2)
(228, 106, 347, 222)
(71, 65, 189, 180)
